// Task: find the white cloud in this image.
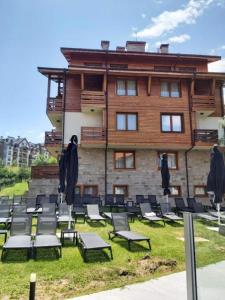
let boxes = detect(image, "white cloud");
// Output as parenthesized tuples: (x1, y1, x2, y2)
(210, 44, 225, 54)
(131, 26, 138, 32)
(208, 59, 225, 72)
(154, 0, 163, 4)
(141, 13, 146, 19)
(134, 0, 216, 39)
(168, 34, 191, 43)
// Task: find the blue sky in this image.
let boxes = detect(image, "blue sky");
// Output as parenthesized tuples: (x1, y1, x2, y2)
(0, 0, 225, 143)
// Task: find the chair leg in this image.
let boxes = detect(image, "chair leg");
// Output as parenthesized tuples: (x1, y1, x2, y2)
(147, 239, 151, 251)
(128, 240, 131, 251)
(109, 247, 113, 260)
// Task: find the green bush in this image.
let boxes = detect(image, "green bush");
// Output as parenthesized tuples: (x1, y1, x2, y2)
(33, 154, 57, 166)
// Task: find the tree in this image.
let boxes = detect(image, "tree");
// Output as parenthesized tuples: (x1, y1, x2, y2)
(18, 167, 31, 181)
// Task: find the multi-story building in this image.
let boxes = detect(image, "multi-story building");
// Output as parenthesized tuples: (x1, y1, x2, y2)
(0, 136, 49, 167)
(36, 40, 225, 201)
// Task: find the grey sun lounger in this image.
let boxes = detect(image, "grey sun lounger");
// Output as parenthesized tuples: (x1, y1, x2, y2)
(78, 232, 113, 262)
(0, 204, 11, 228)
(109, 213, 151, 250)
(1, 214, 32, 261)
(209, 211, 225, 220)
(193, 203, 218, 222)
(58, 203, 74, 225)
(104, 212, 134, 222)
(86, 204, 106, 224)
(160, 203, 183, 222)
(140, 203, 165, 225)
(33, 215, 62, 259)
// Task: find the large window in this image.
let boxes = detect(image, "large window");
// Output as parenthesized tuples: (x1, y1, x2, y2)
(113, 185, 128, 197)
(194, 186, 207, 197)
(158, 152, 178, 170)
(160, 81, 180, 98)
(116, 79, 137, 96)
(114, 151, 135, 169)
(116, 113, 138, 131)
(161, 114, 183, 133)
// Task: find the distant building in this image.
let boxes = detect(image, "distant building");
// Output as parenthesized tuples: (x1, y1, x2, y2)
(0, 136, 49, 167)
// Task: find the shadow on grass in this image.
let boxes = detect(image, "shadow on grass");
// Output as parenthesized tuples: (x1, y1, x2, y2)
(78, 246, 112, 263)
(86, 221, 106, 228)
(1, 249, 30, 263)
(141, 220, 165, 228)
(165, 221, 183, 228)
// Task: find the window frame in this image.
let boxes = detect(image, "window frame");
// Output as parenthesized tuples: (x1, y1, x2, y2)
(160, 80, 181, 98)
(83, 185, 98, 196)
(169, 186, 181, 197)
(194, 185, 207, 197)
(157, 151, 178, 170)
(113, 185, 128, 197)
(160, 113, 184, 133)
(116, 78, 138, 96)
(116, 113, 138, 131)
(114, 151, 136, 170)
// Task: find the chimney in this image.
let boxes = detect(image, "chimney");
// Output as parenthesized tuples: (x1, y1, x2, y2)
(101, 40, 110, 50)
(126, 41, 146, 52)
(159, 44, 169, 54)
(116, 46, 125, 52)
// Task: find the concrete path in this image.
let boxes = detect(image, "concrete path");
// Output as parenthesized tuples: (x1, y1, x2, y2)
(71, 260, 225, 300)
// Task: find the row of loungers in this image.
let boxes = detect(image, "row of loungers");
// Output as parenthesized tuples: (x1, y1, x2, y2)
(1, 213, 151, 262)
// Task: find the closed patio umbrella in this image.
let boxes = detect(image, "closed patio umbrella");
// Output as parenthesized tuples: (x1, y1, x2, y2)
(207, 145, 225, 224)
(161, 153, 171, 203)
(59, 135, 79, 229)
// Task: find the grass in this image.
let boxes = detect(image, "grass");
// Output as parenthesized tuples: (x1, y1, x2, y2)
(0, 182, 28, 198)
(0, 216, 225, 300)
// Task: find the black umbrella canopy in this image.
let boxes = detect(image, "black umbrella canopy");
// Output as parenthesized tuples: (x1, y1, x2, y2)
(65, 135, 79, 205)
(207, 145, 225, 203)
(161, 153, 171, 196)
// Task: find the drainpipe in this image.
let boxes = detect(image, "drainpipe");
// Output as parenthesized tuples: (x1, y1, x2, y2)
(185, 78, 195, 198)
(62, 69, 67, 151)
(104, 51, 109, 197)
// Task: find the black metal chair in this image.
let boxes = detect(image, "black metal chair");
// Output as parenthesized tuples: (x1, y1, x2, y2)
(148, 195, 160, 213)
(187, 197, 197, 211)
(114, 195, 125, 211)
(135, 195, 146, 205)
(104, 194, 115, 211)
(175, 197, 193, 213)
(0, 204, 11, 228)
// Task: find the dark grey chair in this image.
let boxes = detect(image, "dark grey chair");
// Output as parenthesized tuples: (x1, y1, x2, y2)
(58, 203, 74, 225)
(140, 203, 165, 225)
(78, 232, 113, 262)
(109, 213, 151, 250)
(104, 194, 115, 211)
(24, 198, 37, 214)
(86, 204, 106, 224)
(49, 194, 58, 206)
(1, 214, 32, 261)
(42, 203, 56, 215)
(187, 198, 197, 211)
(160, 203, 183, 222)
(175, 198, 193, 213)
(135, 195, 146, 205)
(114, 195, 125, 211)
(33, 215, 62, 259)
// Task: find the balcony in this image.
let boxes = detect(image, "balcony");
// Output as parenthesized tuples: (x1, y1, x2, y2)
(45, 131, 62, 156)
(46, 96, 63, 128)
(194, 129, 218, 147)
(81, 127, 106, 147)
(81, 91, 105, 112)
(31, 165, 59, 179)
(192, 95, 215, 113)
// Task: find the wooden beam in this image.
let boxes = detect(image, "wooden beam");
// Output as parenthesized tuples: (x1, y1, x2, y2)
(147, 76, 151, 96)
(211, 79, 216, 96)
(47, 75, 51, 98)
(81, 73, 84, 90)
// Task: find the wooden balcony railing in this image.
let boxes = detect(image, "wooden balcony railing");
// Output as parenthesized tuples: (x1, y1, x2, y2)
(192, 95, 215, 110)
(46, 97, 63, 113)
(81, 91, 105, 107)
(31, 165, 59, 179)
(81, 127, 106, 142)
(45, 131, 62, 145)
(194, 129, 218, 143)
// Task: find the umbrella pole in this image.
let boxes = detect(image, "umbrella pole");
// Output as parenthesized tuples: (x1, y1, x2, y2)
(60, 193, 63, 204)
(68, 205, 72, 229)
(217, 203, 221, 225)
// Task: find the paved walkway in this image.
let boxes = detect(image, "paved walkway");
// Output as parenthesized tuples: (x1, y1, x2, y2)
(71, 261, 225, 300)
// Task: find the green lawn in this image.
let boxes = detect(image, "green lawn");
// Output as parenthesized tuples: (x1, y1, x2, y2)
(0, 182, 28, 198)
(0, 217, 225, 299)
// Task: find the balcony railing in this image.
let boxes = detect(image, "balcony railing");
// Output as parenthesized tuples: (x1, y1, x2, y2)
(46, 97, 63, 113)
(192, 95, 215, 110)
(81, 127, 106, 142)
(45, 131, 62, 145)
(81, 91, 105, 108)
(194, 129, 218, 143)
(31, 165, 59, 179)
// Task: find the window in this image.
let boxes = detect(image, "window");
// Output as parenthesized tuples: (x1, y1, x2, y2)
(176, 67, 196, 73)
(160, 81, 180, 97)
(115, 151, 135, 169)
(116, 79, 137, 96)
(83, 185, 98, 196)
(194, 186, 207, 197)
(170, 186, 181, 197)
(158, 152, 178, 170)
(161, 114, 183, 133)
(113, 185, 128, 197)
(75, 186, 81, 195)
(110, 64, 128, 69)
(116, 113, 138, 131)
